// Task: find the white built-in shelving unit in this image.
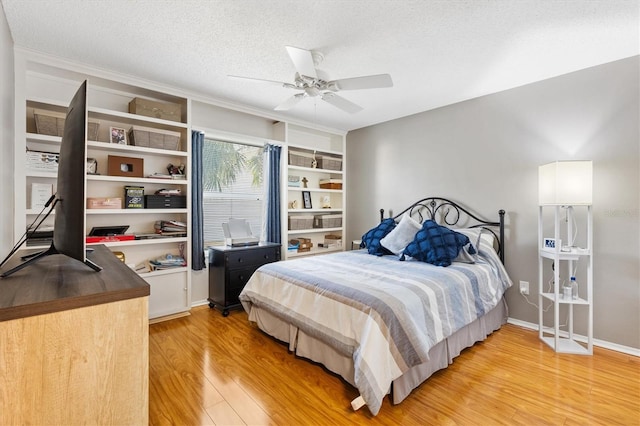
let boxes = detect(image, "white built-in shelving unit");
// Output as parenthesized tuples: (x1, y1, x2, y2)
(14, 51, 191, 320)
(274, 122, 346, 259)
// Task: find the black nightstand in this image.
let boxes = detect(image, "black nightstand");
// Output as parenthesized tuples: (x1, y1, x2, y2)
(207, 242, 281, 316)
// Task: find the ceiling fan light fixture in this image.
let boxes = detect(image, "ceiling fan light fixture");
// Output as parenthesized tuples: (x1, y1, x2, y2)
(305, 86, 321, 97)
(230, 46, 392, 114)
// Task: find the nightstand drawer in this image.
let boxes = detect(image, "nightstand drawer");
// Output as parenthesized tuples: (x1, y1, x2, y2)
(225, 247, 280, 268)
(227, 265, 260, 290)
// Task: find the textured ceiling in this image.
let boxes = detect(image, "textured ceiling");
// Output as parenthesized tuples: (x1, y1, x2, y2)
(2, 0, 638, 131)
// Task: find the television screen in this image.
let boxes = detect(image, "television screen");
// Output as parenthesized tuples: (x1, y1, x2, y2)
(54, 80, 89, 261)
(1, 80, 101, 277)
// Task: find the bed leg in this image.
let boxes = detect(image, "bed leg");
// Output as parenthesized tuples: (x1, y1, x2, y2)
(351, 395, 366, 411)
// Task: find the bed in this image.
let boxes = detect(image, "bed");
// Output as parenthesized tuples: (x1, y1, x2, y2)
(239, 197, 512, 416)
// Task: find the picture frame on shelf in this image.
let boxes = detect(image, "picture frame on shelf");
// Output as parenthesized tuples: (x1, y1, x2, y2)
(302, 191, 312, 209)
(86, 157, 98, 175)
(110, 126, 127, 144)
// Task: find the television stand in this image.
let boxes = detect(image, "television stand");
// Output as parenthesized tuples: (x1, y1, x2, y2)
(1, 244, 102, 278)
(0, 245, 149, 424)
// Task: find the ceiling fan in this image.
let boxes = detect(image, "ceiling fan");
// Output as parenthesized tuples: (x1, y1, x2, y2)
(229, 46, 393, 114)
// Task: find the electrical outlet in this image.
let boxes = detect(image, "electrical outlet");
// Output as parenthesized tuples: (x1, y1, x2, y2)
(519, 280, 529, 295)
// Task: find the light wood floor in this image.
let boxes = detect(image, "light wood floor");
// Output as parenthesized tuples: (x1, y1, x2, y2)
(149, 305, 639, 425)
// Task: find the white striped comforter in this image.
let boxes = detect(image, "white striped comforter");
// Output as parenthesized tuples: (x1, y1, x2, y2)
(239, 245, 512, 416)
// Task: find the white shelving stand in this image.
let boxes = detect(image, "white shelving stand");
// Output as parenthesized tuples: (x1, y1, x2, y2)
(537, 204, 593, 354)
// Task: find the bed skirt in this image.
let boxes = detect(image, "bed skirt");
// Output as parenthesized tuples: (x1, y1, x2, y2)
(246, 297, 508, 405)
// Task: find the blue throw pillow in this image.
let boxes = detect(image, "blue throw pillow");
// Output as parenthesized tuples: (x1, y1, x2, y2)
(402, 220, 470, 267)
(360, 218, 396, 255)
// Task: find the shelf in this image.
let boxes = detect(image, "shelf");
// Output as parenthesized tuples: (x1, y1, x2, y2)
(87, 174, 188, 185)
(25, 171, 57, 178)
(288, 227, 342, 235)
(288, 165, 343, 175)
(87, 237, 187, 247)
(138, 266, 188, 278)
(88, 106, 188, 129)
(540, 293, 589, 305)
(87, 140, 187, 157)
(288, 208, 342, 214)
(540, 336, 590, 355)
(286, 246, 342, 258)
(287, 142, 343, 156)
(539, 248, 589, 260)
(26, 208, 55, 215)
(26, 133, 61, 146)
(287, 187, 342, 193)
(86, 208, 187, 215)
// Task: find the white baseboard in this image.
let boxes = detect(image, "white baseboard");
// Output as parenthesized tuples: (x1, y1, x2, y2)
(191, 299, 210, 308)
(507, 317, 640, 357)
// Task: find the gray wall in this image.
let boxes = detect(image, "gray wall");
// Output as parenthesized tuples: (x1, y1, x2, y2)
(1, 4, 14, 254)
(346, 57, 639, 350)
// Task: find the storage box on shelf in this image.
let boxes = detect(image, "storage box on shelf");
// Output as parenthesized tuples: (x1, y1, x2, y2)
(145, 195, 187, 209)
(319, 179, 342, 189)
(289, 151, 315, 168)
(289, 214, 314, 230)
(128, 125, 181, 150)
(26, 150, 59, 174)
(124, 186, 144, 209)
(323, 234, 342, 248)
(317, 155, 342, 171)
(313, 214, 342, 228)
(129, 97, 182, 122)
(87, 197, 123, 209)
(33, 108, 100, 140)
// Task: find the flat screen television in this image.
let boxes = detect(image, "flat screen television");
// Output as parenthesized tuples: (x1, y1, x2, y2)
(0, 80, 102, 277)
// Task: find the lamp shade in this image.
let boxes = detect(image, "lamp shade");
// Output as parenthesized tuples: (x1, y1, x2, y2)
(538, 161, 592, 205)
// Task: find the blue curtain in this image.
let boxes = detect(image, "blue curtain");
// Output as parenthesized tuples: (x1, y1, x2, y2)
(191, 130, 206, 270)
(263, 144, 281, 243)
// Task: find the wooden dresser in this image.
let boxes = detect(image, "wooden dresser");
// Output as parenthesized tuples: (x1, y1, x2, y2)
(0, 245, 150, 425)
(208, 242, 281, 316)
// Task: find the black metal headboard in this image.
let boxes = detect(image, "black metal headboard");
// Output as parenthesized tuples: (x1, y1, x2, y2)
(380, 197, 506, 264)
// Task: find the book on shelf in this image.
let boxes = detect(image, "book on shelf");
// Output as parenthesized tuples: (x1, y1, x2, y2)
(154, 220, 187, 233)
(86, 234, 136, 243)
(147, 173, 173, 179)
(155, 188, 182, 195)
(135, 232, 186, 240)
(146, 254, 186, 271)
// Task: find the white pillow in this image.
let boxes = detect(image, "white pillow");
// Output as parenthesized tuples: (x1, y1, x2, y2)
(456, 228, 496, 252)
(380, 214, 421, 255)
(453, 241, 478, 263)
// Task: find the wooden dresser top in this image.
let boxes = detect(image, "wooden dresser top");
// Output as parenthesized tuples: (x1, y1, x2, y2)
(0, 245, 150, 322)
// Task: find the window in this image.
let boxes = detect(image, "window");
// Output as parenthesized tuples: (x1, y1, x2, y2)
(202, 138, 263, 244)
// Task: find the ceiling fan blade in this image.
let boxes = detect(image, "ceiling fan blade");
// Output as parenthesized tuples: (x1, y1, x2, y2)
(321, 92, 363, 114)
(275, 93, 306, 111)
(228, 75, 296, 89)
(328, 74, 393, 91)
(285, 46, 317, 79)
